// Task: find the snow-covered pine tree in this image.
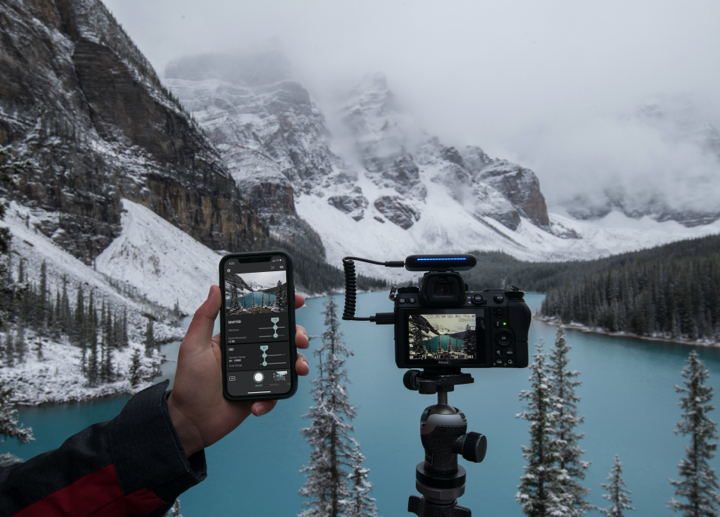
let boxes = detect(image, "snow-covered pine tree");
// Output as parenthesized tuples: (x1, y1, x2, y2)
(72, 283, 84, 346)
(4, 331, 13, 367)
(548, 327, 591, 516)
(668, 350, 720, 517)
(344, 438, 379, 517)
(86, 326, 99, 387)
(230, 283, 239, 310)
(163, 498, 182, 517)
(276, 280, 288, 311)
(15, 324, 25, 363)
(600, 455, 634, 517)
(38, 260, 47, 335)
(144, 319, 155, 357)
(0, 365, 33, 467)
(516, 340, 564, 517)
(129, 348, 142, 388)
(299, 295, 357, 517)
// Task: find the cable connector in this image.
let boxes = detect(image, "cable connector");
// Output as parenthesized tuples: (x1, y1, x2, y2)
(369, 312, 395, 325)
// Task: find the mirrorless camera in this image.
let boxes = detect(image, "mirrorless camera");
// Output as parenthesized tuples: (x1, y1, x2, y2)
(342, 255, 531, 369)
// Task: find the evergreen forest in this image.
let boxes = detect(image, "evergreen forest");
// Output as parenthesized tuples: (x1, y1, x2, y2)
(466, 234, 720, 342)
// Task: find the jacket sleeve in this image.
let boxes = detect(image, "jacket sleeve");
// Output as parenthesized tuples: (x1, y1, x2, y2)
(0, 381, 206, 517)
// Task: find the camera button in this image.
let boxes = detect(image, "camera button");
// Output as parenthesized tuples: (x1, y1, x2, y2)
(409, 297, 416, 304)
(494, 308, 505, 317)
(494, 295, 505, 304)
(495, 330, 512, 346)
(496, 359, 503, 365)
(506, 350, 514, 355)
(399, 297, 406, 304)
(495, 349, 503, 357)
(493, 320, 503, 328)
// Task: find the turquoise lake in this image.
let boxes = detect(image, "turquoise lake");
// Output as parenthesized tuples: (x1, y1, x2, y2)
(5, 292, 720, 516)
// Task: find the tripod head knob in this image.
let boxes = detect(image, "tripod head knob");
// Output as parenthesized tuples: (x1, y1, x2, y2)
(454, 432, 487, 463)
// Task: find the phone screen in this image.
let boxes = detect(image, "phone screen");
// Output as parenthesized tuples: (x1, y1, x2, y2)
(222, 254, 294, 398)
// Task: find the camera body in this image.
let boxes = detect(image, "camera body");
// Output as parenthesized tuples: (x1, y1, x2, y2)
(342, 254, 531, 371)
(394, 283, 530, 369)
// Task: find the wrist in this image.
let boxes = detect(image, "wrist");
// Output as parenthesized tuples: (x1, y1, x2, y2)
(167, 394, 205, 457)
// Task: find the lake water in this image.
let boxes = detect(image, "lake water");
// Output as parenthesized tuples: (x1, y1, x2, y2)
(6, 292, 720, 517)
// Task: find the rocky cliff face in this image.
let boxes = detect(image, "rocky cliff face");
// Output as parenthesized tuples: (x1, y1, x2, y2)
(0, 0, 267, 263)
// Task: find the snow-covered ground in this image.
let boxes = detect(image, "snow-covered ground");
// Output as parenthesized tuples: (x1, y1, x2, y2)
(0, 201, 186, 405)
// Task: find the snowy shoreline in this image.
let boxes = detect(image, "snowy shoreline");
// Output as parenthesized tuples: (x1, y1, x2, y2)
(536, 315, 720, 349)
(2, 325, 185, 407)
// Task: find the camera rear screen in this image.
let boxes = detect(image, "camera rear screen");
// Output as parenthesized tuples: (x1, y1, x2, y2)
(223, 256, 292, 397)
(407, 311, 483, 363)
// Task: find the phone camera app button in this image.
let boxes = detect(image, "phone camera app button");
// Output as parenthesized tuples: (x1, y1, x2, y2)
(253, 372, 265, 383)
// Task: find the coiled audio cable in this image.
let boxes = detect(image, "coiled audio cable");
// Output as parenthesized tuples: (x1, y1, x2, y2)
(342, 256, 404, 321)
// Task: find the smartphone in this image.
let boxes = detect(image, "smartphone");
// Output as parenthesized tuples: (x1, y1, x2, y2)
(219, 250, 297, 401)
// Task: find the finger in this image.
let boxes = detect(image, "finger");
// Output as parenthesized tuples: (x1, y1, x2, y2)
(295, 325, 309, 349)
(296, 353, 309, 376)
(182, 286, 221, 353)
(252, 399, 278, 417)
(295, 294, 305, 308)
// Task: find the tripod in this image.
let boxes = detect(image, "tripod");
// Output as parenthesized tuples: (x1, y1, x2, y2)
(403, 368, 487, 517)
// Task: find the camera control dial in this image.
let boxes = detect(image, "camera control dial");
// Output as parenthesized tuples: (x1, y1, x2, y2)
(470, 294, 485, 305)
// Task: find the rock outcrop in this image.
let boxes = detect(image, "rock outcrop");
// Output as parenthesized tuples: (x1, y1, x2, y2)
(0, 0, 267, 263)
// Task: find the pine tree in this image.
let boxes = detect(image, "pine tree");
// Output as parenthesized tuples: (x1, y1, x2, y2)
(129, 348, 142, 388)
(668, 350, 720, 517)
(144, 319, 155, 357)
(86, 327, 99, 387)
(230, 283, 239, 310)
(344, 438, 379, 517)
(276, 280, 288, 311)
(600, 455, 634, 517)
(4, 331, 14, 367)
(548, 327, 591, 515)
(299, 295, 358, 517)
(516, 340, 564, 517)
(121, 308, 129, 348)
(38, 260, 47, 335)
(0, 367, 34, 467)
(72, 284, 84, 345)
(15, 324, 25, 363)
(163, 499, 182, 517)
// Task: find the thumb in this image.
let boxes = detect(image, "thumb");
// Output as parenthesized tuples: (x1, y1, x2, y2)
(182, 285, 221, 353)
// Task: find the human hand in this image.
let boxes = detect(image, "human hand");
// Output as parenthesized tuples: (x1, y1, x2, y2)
(167, 285, 310, 457)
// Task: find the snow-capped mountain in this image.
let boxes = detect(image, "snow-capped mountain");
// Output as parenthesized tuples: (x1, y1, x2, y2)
(166, 58, 720, 267)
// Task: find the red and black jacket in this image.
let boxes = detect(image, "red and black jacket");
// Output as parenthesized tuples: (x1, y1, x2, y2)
(0, 381, 206, 516)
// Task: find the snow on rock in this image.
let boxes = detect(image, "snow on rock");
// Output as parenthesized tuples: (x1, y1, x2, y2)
(95, 199, 223, 315)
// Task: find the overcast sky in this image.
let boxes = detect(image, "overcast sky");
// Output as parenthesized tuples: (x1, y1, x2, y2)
(103, 0, 720, 210)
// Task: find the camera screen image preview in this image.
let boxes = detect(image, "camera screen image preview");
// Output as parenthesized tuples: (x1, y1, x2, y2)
(407, 313, 480, 362)
(224, 256, 292, 396)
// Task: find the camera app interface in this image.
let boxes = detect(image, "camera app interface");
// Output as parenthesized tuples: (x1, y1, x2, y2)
(223, 256, 292, 396)
(408, 313, 480, 362)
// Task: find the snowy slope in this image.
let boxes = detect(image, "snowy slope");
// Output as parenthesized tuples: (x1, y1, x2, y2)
(95, 199, 223, 315)
(0, 202, 178, 405)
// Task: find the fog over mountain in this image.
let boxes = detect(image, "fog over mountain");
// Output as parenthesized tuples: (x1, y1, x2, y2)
(103, 0, 720, 230)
